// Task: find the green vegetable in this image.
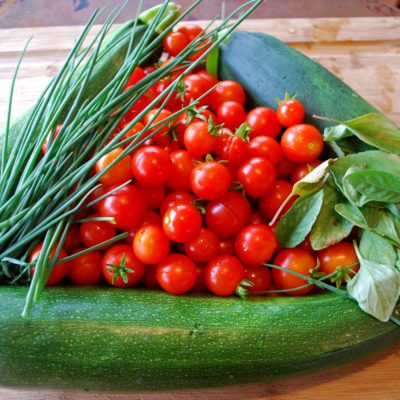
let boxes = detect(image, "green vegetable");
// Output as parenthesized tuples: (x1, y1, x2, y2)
(276, 190, 323, 248)
(348, 243, 400, 322)
(0, 287, 398, 391)
(359, 231, 397, 268)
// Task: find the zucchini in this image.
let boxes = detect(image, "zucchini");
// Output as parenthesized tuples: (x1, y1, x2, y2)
(218, 32, 385, 131)
(0, 286, 398, 391)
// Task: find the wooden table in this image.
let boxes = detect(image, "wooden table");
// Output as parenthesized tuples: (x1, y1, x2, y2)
(0, 17, 399, 399)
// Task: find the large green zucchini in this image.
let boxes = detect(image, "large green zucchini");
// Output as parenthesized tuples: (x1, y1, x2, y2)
(0, 286, 398, 391)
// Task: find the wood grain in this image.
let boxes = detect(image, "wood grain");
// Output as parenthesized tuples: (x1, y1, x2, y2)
(0, 17, 399, 400)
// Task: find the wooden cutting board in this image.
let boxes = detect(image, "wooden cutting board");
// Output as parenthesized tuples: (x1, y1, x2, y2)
(0, 17, 400, 400)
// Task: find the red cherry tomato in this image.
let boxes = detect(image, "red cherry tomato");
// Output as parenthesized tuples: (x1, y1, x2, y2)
(272, 248, 316, 296)
(258, 180, 294, 221)
(95, 147, 133, 187)
(248, 210, 268, 225)
(190, 161, 231, 200)
(209, 80, 246, 111)
(136, 183, 165, 210)
(143, 109, 172, 145)
(246, 107, 281, 139)
(237, 157, 277, 198)
(98, 185, 147, 230)
(102, 244, 145, 288)
(133, 224, 170, 265)
(125, 67, 145, 90)
(317, 242, 359, 276)
(125, 210, 162, 245)
(218, 238, 235, 255)
(141, 264, 160, 289)
(204, 255, 246, 296)
(153, 79, 181, 112)
(248, 136, 282, 165)
(160, 191, 195, 216)
(277, 99, 305, 127)
(178, 24, 204, 42)
(29, 243, 69, 286)
(235, 224, 278, 267)
(182, 74, 213, 106)
(157, 253, 197, 294)
(166, 150, 194, 192)
(245, 267, 272, 294)
(215, 132, 249, 166)
(275, 155, 298, 180)
(197, 70, 219, 87)
(280, 124, 324, 163)
(63, 225, 82, 252)
(163, 31, 189, 56)
(205, 191, 251, 238)
(122, 122, 145, 148)
(191, 266, 207, 292)
(68, 249, 103, 285)
(79, 213, 116, 249)
(216, 101, 246, 130)
(132, 146, 172, 187)
(290, 160, 323, 185)
(184, 121, 217, 158)
(298, 235, 313, 253)
(163, 203, 202, 243)
(184, 228, 219, 263)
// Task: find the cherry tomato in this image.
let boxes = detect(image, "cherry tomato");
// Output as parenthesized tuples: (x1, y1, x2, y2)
(190, 161, 231, 200)
(29, 243, 69, 286)
(216, 101, 246, 130)
(132, 146, 172, 186)
(258, 180, 294, 221)
(95, 147, 133, 187)
(125, 210, 162, 245)
(63, 224, 82, 252)
(280, 124, 324, 163)
(248, 136, 281, 165)
(143, 108, 172, 145)
(153, 78, 181, 112)
(98, 185, 147, 230)
(277, 99, 305, 127)
(122, 122, 145, 148)
(143, 65, 156, 75)
(246, 107, 281, 139)
(79, 214, 116, 249)
(157, 253, 197, 294)
(209, 80, 246, 111)
(68, 249, 103, 285)
(290, 160, 323, 185)
(317, 242, 359, 276)
(133, 224, 170, 265)
(163, 203, 202, 243)
(204, 255, 246, 296)
(235, 224, 278, 267)
(160, 191, 195, 216)
(248, 210, 268, 225)
(275, 155, 298, 180)
(136, 183, 165, 210)
(161, 140, 181, 154)
(163, 31, 189, 56)
(188, 38, 211, 62)
(184, 228, 219, 263)
(218, 238, 235, 255)
(272, 248, 316, 296)
(245, 267, 272, 293)
(298, 235, 313, 253)
(166, 150, 194, 192)
(141, 264, 160, 289)
(42, 124, 62, 154)
(184, 121, 217, 158)
(215, 132, 249, 166)
(237, 157, 277, 198)
(205, 191, 251, 238)
(125, 66, 145, 90)
(178, 24, 204, 42)
(191, 266, 207, 292)
(197, 70, 219, 87)
(182, 74, 212, 106)
(102, 244, 144, 288)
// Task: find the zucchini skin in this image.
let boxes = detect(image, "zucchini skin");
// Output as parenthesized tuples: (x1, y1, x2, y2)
(0, 286, 398, 391)
(218, 32, 381, 131)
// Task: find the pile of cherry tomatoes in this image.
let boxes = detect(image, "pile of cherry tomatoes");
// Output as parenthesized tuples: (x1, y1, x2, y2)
(31, 24, 359, 297)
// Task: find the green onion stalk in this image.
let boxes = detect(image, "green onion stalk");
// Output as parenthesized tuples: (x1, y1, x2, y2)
(0, 0, 262, 316)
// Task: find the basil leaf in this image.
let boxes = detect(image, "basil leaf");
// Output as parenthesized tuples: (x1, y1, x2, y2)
(396, 249, 400, 272)
(386, 203, 400, 218)
(343, 169, 400, 206)
(323, 124, 353, 142)
(276, 190, 323, 248)
(334, 202, 368, 229)
(359, 231, 397, 268)
(348, 245, 400, 322)
(310, 185, 353, 250)
(330, 150, 400, 193)
(343, 113, 400, 155)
